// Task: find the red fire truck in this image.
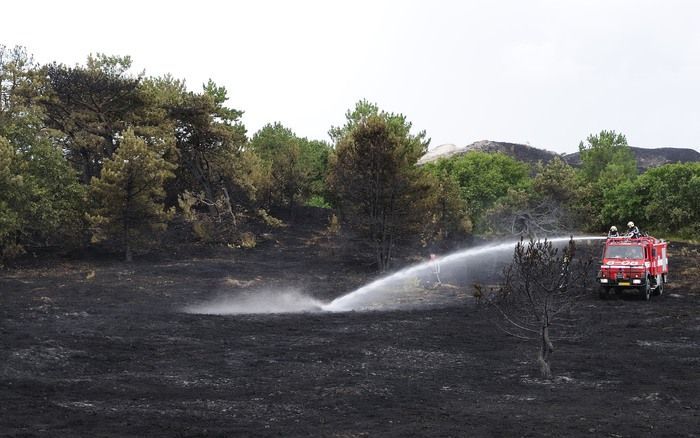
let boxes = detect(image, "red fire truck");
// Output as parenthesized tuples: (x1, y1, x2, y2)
(598, 236, 668, 300)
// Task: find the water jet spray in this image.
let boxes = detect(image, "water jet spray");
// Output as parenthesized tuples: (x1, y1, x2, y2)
(185, 236, 605, 315)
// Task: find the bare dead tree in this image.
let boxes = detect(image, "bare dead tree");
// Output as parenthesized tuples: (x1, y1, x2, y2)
(486, 199, 576, 238)
(487, 237, 591, 379)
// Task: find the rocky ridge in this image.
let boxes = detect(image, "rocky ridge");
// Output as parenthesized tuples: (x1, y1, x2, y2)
(419, 140, 700, 171)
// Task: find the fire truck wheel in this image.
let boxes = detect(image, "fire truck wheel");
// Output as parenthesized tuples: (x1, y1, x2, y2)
(640, 282, 651, 301)
(653, 274, 664, 296)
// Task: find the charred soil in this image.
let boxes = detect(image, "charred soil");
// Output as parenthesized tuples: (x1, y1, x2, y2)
(1, 220, 699, 437)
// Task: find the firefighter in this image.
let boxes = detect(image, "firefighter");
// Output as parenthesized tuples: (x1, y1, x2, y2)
(608, 226, 619, 238)
(430, 253, 442, 285)
(627, 221, 640, 238)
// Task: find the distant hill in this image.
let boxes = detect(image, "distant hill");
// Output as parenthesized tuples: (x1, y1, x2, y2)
(562, 147, 700, 172)
(419, 140, 700, 172)
(418, 140, 558, 166)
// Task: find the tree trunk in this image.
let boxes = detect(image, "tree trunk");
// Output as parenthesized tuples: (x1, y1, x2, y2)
(538, 325, 554, 379)
(288, 193, 295, 220)
(125, 239, 133, 263)
(104, 134, 115, 158)
(375, 242, 384, 273)
(80, 148, 92, 184)
(124, 179, 133, 263)
(124, 215, 133, 262)
(220, 185, 237, 226)
(190, 155, 218, 216)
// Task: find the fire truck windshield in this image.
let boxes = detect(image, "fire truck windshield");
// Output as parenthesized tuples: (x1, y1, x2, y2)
(605, 245, 644, 259)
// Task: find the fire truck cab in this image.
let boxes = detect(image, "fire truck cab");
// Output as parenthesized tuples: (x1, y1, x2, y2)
(598, 236, 668, 300)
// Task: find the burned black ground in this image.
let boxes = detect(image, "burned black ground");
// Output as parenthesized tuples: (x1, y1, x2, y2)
(1, 223, 698, 437)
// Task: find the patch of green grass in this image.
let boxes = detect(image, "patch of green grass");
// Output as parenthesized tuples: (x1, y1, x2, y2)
(305, 195, 332, 209)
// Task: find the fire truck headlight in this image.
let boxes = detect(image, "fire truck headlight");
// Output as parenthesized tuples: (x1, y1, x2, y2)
(600, 279, 608, 284)
(632, 279, 642, 284)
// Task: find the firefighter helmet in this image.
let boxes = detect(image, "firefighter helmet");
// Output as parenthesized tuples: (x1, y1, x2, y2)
(627, 221, 635, 228)
(610, 226, 617, 232)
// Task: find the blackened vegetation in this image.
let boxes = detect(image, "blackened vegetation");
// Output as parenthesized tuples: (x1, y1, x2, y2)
(487, 238, 592, 379)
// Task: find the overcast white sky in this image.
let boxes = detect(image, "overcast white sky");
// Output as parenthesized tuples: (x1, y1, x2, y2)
(2, 0, 699, 153)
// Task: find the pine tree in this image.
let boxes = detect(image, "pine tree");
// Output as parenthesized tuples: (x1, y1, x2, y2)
(88, 129, 175, 261)
(328, 102, 432, 272)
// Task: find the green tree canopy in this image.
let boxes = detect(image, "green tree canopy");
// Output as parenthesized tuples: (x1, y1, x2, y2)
(250, 122, 331, 212)
(299, 138, 332, 203)
(250, 122, 304, 210)
(0, 134, 84, 262)
(0, 45, 39, 115)
(578, 130, 636, 182)
(421, 168, 472, 242)
(424, 151, 531, 228)
(0, 135, 29, 259)
(532, 157, 579, 203)
(576, 130, 637, 231)
(88, 129, 175, 261)
(162, 78, 248, 215)
(38, 54, 145, 182)
(1, 47, 85, 261)
(636, 163, 700, 237)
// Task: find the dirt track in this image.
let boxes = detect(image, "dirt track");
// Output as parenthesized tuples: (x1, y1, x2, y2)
(1, 225, 698, 437)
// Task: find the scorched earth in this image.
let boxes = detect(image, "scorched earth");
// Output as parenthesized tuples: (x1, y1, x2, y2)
(1, 218, 698, 437)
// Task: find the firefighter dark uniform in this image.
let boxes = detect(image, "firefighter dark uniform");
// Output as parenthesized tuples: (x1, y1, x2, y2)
(627, 221, 640, 238)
